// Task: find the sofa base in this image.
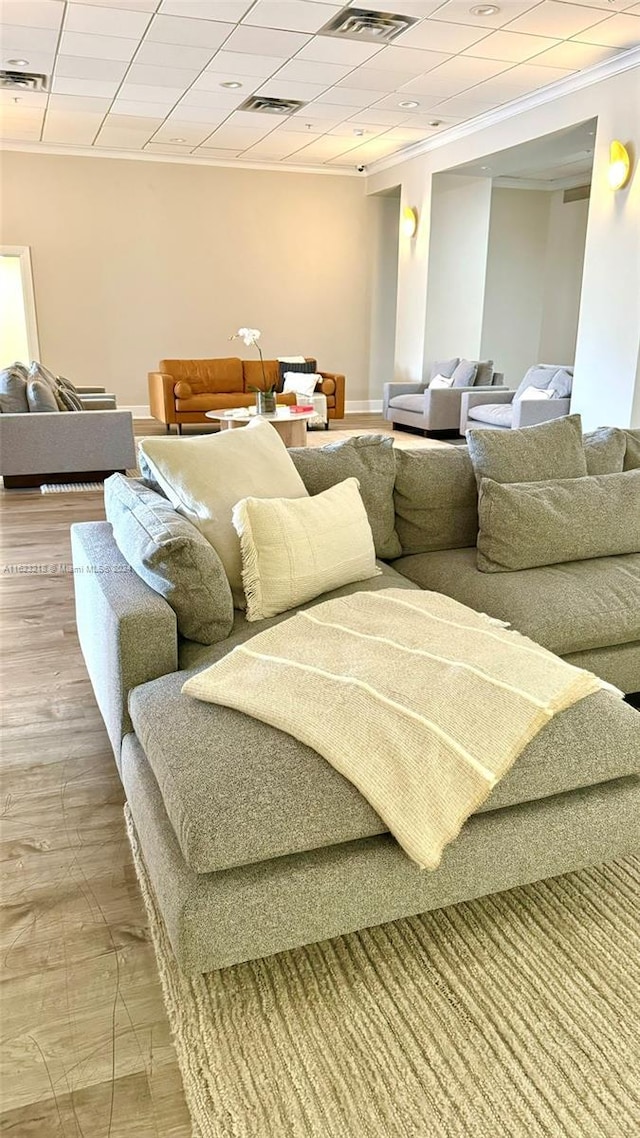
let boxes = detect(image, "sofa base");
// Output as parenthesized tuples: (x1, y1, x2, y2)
(121, 732, 640, 975)
(4, 468, 126, 489)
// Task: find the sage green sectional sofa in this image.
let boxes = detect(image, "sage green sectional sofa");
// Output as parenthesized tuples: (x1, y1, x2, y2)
(71, 431, 640, 973)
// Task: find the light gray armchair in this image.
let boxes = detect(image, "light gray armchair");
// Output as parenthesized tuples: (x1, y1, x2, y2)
(384, 362, 504, 435)
(460, 365, 573, 434)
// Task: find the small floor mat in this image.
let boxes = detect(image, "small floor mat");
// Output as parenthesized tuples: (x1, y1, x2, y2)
(41, 481, 104, 493)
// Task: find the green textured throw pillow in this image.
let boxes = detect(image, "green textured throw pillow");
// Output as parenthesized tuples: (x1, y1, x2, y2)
(105, 474, 234, 645)
(583, 427, 626, 474)
(467, 414, 587, 485)
(289, 434, 401, 559)
(477, 470, 640, 572)
(623, 430, 640, 470)
(394, 445, 478, 554)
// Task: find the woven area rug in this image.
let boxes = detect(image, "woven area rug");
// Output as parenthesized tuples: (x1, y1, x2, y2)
(126, 813, 639, 1138)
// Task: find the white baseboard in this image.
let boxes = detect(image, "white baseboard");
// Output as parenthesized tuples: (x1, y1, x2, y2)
(345, 400, 383, 414)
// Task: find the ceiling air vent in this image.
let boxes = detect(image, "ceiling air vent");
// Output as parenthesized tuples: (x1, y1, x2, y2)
(0, 69, 48, 92)
(238, 95, 307, 115)
(319, 6, 418, 44)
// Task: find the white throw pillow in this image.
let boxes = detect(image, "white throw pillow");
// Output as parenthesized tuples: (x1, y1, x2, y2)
(232, 477, 380, 621)
(277, 356, 306, 364)
(428, 374, 455, 390)
(282, 372, 321, 397)
(138, 419, 308, 607)
(518, 385, 554, 401)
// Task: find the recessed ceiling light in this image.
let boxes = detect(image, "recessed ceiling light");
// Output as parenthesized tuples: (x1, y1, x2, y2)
(7, 58, 29, 66)
(221, 81, 242, 89)
(399, 100, 419, 109)
(470, 5, 500, 15)
(428, 120, 442, 128)
(353, 128, 365, 136)
(170, 137, 186, 143)
(481, 165, 491, 171)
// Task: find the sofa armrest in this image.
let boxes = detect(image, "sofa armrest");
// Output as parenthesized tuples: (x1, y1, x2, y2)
(148, 371, 177, 425)
(76, 385, 106, 394)
(512, 397, 571, 429)
(318, 371, 345, 419)
(492, 372, 505, 386)
(383, 382, 422, 418)
(0, 410, 135, 476)
(71, 521, 178, 765)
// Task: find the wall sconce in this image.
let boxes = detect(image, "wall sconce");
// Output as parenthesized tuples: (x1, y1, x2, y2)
(608, 140, 631, 190)
(401, 206, 418, 237)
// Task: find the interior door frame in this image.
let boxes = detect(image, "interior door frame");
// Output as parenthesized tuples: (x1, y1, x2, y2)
(0, 245, 41, 360)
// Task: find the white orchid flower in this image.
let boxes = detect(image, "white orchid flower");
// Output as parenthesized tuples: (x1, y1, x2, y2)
(232, 327, 261, 347)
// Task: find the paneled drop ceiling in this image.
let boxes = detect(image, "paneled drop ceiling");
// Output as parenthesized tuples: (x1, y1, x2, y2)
(0, 0, 638, 171)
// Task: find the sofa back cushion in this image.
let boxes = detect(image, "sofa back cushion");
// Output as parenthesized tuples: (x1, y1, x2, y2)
(623, 429, 640, 470)
(289, 435, 401, 559)
(514, 364, 571, 402)
(160, 358, 244, 395)
(26, 377, 59, 412)
(467, 413, 587, 484)
(105, 473, 234, 644)
(394, 445, 478, 554)
(0, 365, 29, 413)
(242, 358, 280, 392)
(477, 471, 640, 572)
(584, 427, 627, 475)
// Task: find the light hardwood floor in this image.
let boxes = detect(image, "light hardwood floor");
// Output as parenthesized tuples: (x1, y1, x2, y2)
(0, 419, 446, 1136)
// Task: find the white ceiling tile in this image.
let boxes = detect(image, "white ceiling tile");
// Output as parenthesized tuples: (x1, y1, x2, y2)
(464, 30, 561, 63)
(347, 107, 408, 125)
(111, 98, 174, 115)
(66, 0, 159, 10)
(204, 50, 284, 77)
(426, 94, 500, 116)
(0, 88, 47, 106)
(117, 82, 185, 102)
(558, 0, 637, 8)
(572, 13, 640, 46)
(337, 68, 415, 91)
(291, 100, 349, 120)
(183, 82, 245, 104)
(145, 13, 230, 48)
(256, 78, 329, 99)
(271, 59, 352, 84)
(0, 124, 42, 139)
(193, 145, 242, 156)
(396, 19, 492, 53)
(151, 122, 214, 144)
(162, 103, 228, 122)
(242, 134, 308, 156)
(429, 1, 541, 29)
(371, 91, 437, 110)
(0, 51, 54, 72)
(0, 24, 58, 52)
(51, 75, 123, 97)
(100, 115, 157, 132)
(193, 70, 259, 92)
(356, 1, 443, 14)
(144, 142, 197, 153)
(384, 124, 434, 142)
(327, 119, 383, 137)
(43, 110, 105, 143)
(47, 92, 121, 112)
(126, 63, 198, 88)
(54, 55, 129, 81)
(64, 3, 152, 37)
(360, 44, 452, 74)
(133, 40, 216, 68)
(241, 1, 341, 34)
(532, 39, 621, 67)
(158, 1, 253, 20)
(107, 112, 164, 128)
(94, 128, 150, 148)
(416, 53, 512, 89)
(0, 1, 63, 30)
(313, 86, 377, 105)
(504, 1, 611, 37)
(277, 116, 325, 131)
(228, 109, 285, 126)
(59, 30, 139, 61)
(476, 61, 576, 96)
(206, 123, 275, 145)
(294, 35, 383, 65)
(290, 135, 357, 159)
(222, 24, 311, 56)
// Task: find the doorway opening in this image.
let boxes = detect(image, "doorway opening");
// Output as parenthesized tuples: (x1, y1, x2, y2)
(0, 246, 40, 366)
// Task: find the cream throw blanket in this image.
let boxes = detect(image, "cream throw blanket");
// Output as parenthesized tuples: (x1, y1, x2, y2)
(183, 589, 616, 869)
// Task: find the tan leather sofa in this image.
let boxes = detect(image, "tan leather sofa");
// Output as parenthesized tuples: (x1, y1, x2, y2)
(149, 358, 346, 433)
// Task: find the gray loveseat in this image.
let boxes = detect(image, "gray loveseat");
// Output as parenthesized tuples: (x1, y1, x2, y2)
(71, 434, 640, 974)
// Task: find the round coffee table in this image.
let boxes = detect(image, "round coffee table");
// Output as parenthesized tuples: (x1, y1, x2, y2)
(205, 407, 315, 448)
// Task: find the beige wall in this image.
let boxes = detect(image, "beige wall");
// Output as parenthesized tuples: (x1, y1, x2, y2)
(0, 152, 378, 406)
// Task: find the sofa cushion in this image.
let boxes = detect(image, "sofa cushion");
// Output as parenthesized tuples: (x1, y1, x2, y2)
(548, 368, 573, 399)
(474, 359, 495, 387)
(242, 358, 280, 391)
(467, 403, 513, 428)
(394, 445, 478, 554)
(161, 358, 244, 395)
(0, 366, 29, 413)
(138, 419, 308, 606)
(513, 364, 565, 401)
(129, 649, 640, 873)
(451, 359, 478, 388)
(467, 413, 587, 484)
(289, 435, 401, 559)
(105, 473, 234, 645)
(26, 377, 59, 412)
(477, 471, 640, 572)
(393, 546, 640, 656)
(584, 427, 627, 474)
(430, 358, 459, 380)
(388, 393, 424, 414)
(623, 429, 640, 470)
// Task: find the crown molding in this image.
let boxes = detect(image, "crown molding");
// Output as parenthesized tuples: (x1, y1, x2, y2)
(0, 140, 357, 177)
(365, 46, 640, 179)
(493, 174, 591, 191)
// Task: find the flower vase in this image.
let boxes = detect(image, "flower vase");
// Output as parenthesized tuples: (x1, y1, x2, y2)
(256, 390, 277, 416)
